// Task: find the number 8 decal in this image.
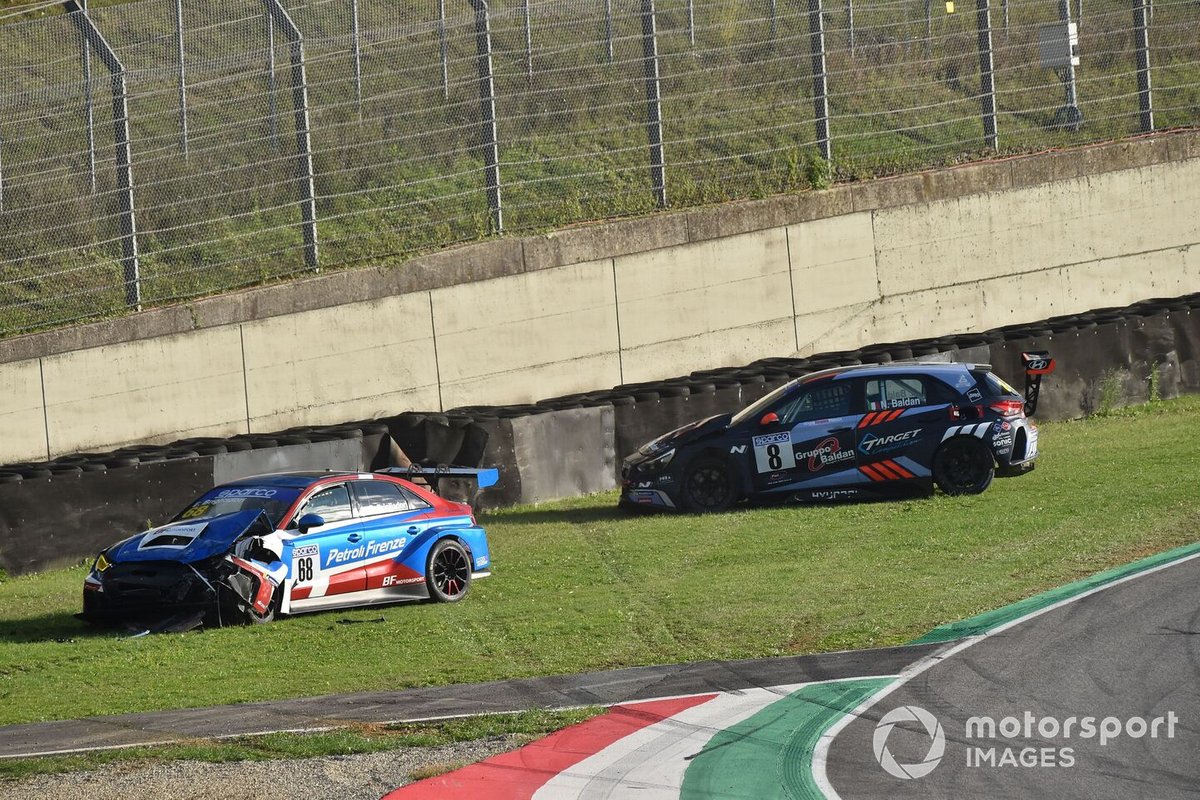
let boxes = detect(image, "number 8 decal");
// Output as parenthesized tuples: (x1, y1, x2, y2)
(753, 432, 796, 473)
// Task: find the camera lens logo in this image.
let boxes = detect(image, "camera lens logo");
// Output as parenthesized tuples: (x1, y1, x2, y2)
(872, 705, 946, 779)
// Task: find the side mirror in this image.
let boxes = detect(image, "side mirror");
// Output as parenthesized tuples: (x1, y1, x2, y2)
(759, 412, 780, 426)
(297, 513, 325, 535)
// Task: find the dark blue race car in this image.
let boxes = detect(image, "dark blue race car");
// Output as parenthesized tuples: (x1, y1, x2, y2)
(620, 358, 1054, 513)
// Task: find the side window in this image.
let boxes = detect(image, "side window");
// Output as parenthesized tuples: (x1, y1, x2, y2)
(351, 480, 411, 517)
(865, 376, 929, 410)
(298, 485, 353, 524)
(777, 382, 853, 424)
(398, 486, 431, 511)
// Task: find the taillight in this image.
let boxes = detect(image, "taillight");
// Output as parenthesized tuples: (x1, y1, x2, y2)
(990, 399, 1025, 417)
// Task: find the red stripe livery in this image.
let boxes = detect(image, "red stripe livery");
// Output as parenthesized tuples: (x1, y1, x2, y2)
(857, 409, 904, 428)
(860, 459, 915, 481)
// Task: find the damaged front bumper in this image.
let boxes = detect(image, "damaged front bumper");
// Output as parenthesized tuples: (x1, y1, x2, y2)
(81, 555, 282, 632)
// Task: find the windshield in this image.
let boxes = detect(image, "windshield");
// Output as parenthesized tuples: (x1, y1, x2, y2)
(730, 379, 802, 426)
(172, 486, 302, 527)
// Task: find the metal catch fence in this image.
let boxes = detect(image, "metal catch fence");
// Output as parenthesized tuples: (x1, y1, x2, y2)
(0, 0, 1195, 336)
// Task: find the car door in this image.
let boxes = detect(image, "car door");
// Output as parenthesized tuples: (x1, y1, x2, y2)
(350, 479, 436, 592)
(750, 378, 862, 493)
(856, 374, 956, 482)
(286, 483, 366, 608)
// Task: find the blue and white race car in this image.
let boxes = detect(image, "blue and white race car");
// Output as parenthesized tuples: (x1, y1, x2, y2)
(82, 469, 494, 629)
(620, 356, 1054, 513)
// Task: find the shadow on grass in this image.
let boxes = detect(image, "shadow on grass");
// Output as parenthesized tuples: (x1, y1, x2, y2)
(481, 504, 632, 527)
(0, 611, 109, 644)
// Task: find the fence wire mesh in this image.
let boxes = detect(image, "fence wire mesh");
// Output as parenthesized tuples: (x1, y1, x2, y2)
(0, 0, 1196, 337)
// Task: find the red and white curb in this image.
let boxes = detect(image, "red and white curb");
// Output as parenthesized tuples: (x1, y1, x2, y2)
(383, 686, 806, 800)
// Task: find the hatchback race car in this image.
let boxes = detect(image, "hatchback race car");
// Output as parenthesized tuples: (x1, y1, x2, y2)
(82, 468, 495, 630)
(620, 358, 1053, 513)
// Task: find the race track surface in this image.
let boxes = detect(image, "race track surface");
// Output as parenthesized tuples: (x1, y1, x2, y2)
(0, 642, 934, 759)
(822, 551, 1200, 799)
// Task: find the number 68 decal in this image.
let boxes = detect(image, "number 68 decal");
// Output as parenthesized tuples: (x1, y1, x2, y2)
(752, 432, 796, 473)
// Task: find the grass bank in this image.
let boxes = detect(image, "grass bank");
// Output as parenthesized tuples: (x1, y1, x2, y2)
(0, 396, 1197, 726)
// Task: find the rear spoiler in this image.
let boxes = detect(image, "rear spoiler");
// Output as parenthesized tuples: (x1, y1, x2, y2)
(1021, 351, 1056, 416)
(376, 465, 499, 501)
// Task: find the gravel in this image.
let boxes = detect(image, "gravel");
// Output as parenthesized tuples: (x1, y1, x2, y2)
(1, 734, 527, 800)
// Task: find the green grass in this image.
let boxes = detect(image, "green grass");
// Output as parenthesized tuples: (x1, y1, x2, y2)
(0, 707, 602, 782)
(0, 396, 1198, 727)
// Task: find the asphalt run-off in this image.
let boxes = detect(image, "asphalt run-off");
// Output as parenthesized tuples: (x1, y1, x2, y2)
(388, 542, 1200, 799)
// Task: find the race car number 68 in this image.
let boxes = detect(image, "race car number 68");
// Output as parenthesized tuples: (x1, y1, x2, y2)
(752, 432, 796, 473)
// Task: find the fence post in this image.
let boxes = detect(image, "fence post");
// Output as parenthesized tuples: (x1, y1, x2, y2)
(175, 0, 188, 157)
(468, 0, 502, 233)
(605, 0, 615, 62)
(924, 0, 932, 59)
(523, 0, 533, 84)
(846, 0, 855, 55)
(264, 0, 319, 270)
(976, 0, 998, 148)
(806, 0, 831, 163)
(351, 0, 362, 118)
(80, 3, 97, 194)
(266, 9, 279, 144)
(640, 0, 666, 207)
(66, 1, 141, 310)
(1132, 0, 1153, 132)
(1055, 0, 1081, 130)
(438, 0, 449, 101)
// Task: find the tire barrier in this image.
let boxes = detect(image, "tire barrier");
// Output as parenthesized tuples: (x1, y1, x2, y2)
(2, 292, 1200, 574)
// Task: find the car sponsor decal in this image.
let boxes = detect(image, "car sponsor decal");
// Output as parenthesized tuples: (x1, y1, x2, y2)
(752, 432, 796, 473)
(810, 488, 860, 501)
(859, 428, 922, 455)
(214, 487, 278, 498)
(795, 436, 855, 472)
(857, 409, 905, 428)
(323, 536, 408, 569)
(967, 387, 983, 403)
(860, 459, 915, 481)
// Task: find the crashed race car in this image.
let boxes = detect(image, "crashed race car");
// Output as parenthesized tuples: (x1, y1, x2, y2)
(81, 467, 496, 632)
(620, 354, 1055, 513)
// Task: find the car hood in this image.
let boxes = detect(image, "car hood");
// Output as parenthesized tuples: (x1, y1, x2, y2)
(638, 413, 732, 455)
(106, 509, 271, 565)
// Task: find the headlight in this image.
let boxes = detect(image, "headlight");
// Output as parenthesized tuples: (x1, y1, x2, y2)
(643, 448, 676, 470)
(93, 552, 112, 573)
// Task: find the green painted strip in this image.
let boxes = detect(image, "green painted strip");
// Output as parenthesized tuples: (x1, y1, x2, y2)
(911, 539, 1200, 645)
(680, 677, 891, 800)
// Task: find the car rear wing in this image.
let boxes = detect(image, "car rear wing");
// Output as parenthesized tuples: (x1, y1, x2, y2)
(376, 465, 499, 503)
(1021, 351, 1056, 416)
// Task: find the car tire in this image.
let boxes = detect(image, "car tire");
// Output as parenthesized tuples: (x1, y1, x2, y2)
(426, 539, 472, 602)
(680, 456, 739, 513)
(933, 437, 995, 496)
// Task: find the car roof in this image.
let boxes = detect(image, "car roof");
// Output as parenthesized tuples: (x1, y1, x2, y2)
(219, 471, 358, 489)
(800, 361, 991, 384)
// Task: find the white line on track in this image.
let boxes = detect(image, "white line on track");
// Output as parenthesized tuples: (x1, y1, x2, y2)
(811, 548, 1200, 800)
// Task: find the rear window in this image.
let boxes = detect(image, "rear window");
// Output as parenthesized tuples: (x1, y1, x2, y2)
(973, 370, 1021, 398)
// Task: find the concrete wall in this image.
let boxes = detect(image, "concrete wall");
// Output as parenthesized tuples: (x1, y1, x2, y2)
(2, 132, 1198, 464)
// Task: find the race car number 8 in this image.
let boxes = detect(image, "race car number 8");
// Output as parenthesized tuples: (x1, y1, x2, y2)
(752, 432, 796, 473)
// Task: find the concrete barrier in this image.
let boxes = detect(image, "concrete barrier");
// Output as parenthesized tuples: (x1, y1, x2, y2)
(0, 133, 1198, 465)
(2, 295, 1198, 575)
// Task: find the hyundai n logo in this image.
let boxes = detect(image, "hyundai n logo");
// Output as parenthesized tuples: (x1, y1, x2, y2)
(730, 445, 747, 454)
